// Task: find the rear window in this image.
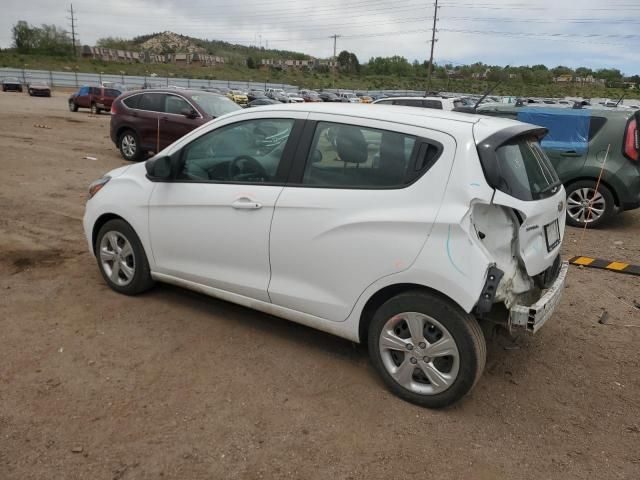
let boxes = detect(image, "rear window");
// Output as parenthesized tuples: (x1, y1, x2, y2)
(189, 93, 241, 117)
(393, 99, 422, 107)
(105, 89, 121, 98)
(495, 137, 560, 201)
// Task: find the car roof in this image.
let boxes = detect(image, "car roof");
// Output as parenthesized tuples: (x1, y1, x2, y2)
(123, 88, 225, 98)
(376, 96, 460, 102)
(219, 102, 523, 136)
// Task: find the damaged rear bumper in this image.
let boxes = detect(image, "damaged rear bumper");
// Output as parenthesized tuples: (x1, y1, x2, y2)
(510, 261, 569, 334)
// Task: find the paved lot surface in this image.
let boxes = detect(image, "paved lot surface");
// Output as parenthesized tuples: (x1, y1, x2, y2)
(1, 90, 639, 480)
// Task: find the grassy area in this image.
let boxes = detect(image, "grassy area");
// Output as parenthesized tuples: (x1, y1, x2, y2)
(1, 52, 637, 99)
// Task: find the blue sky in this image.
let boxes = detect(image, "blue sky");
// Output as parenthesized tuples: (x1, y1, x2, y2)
(1, 0, 638, 75)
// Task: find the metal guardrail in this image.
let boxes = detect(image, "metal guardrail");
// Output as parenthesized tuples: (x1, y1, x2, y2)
(0, 67, 300, 93)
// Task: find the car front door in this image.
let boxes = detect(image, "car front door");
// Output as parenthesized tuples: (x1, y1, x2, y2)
(148, 113, 306, 301)
(160, 94, 202, 149)
(268, 115, 456, 322)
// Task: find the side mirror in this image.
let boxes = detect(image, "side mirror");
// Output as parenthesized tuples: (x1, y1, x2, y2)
(180, 107, 198, 119)
(145, 154, 176, 180)
(312, 149, 323, 163)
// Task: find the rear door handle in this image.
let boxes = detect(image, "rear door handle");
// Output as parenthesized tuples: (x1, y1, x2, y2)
(560, 151, 581, 157)
(231, 197, 262, 210)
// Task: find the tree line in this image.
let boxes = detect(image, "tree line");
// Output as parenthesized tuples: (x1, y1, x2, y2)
(10, 21, 73, 56)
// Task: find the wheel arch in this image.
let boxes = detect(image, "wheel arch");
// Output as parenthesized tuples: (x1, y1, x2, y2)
(91, 213, 127, 255)
(358, 283, 465, 344)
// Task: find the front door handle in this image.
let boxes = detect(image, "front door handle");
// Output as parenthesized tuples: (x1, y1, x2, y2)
(231, 197, 262, 210)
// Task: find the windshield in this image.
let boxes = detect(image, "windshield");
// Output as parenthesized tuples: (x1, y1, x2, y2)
(190, 93, 242, 117)
(5, 77, 19, 82)
(495, 136, 560, 201)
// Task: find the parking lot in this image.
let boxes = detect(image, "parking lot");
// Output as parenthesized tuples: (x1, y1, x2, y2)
(1, 90, 639, 479)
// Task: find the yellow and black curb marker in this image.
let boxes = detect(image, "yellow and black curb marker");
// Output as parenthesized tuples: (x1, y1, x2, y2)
(569, 256, 640, 276)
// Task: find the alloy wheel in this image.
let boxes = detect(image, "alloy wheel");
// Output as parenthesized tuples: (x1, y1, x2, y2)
(121, 134, 136, 159)
(99, 231, 135, 286)
(567, 187, 605, 224)
(379, 312, 460, 395)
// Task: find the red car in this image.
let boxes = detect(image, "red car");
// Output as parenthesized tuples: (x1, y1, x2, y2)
(68, 86, 121, 114)
(109, 88, 241, 161)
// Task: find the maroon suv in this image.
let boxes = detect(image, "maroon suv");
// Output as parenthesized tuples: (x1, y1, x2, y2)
(69, 86, 121, 114)
(109, 89, 241, 161)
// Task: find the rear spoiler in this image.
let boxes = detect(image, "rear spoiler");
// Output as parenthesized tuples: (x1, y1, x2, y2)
(476, 125, 548, 189)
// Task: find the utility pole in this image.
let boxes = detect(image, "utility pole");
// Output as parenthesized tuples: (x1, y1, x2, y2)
(426, 0, 439, 93)
(68, 4, 78, 57)
(330, 34, 341, 88)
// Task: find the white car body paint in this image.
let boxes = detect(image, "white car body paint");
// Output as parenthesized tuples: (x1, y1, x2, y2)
(83, 104, 567, 344)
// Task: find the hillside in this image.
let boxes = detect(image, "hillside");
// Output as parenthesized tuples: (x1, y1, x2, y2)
(95, 31, 311, 62)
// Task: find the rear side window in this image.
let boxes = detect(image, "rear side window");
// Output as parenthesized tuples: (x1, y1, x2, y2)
(122, 95, 140, 109)
(302, 122, 419, 188)
(139, 93, 165, 112)
(588, 116, 607, 140)
(495, 137, 560, 201)
(393, 99, 422, 107)
(105, 89, 121, 98)
(91, 87, 100, 95)
(422, 100, 443, 110)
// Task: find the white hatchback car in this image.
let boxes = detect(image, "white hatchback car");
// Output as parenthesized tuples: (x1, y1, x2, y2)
(84, 104, 568, 408)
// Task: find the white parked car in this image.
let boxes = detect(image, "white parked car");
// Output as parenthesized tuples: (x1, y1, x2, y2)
(286, 92, 305, 103)
(337, 92, 361, 103)
(83, 104, 568, 408)
(373, 96, 465, 111)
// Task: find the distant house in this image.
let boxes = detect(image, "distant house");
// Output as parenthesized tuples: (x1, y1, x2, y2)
(554, 74, 574, 83)
(260, 58, 335, 70)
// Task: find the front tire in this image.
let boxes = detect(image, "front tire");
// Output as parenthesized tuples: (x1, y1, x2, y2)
(68, 101, 78, 112)
(118, 130, 142, 161)
(95, 219, 154, 295)
(368, 290, 486, 408)
(565, 180, 615, 228)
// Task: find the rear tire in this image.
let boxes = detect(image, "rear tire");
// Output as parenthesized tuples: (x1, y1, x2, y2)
(368, 290, 486, 408)
(118, 130, 142, 161)
(565, 180, 615, 228)
(90, 103, 99, 115)
(95, 219, 154, 295)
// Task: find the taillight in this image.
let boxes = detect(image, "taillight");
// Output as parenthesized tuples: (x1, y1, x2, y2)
(110, 102, 118, 115)
(624, 117, 639, 161)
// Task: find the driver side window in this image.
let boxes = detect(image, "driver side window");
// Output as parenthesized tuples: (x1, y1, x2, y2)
(179, 119, 295, 183)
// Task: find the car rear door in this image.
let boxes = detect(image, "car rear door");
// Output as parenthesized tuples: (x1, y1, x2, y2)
(136, 92, 166, 152)
(268, 115, 457, 322)
(516, 108, 591, 183)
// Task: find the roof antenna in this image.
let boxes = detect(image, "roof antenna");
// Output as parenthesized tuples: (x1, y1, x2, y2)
(473, 66, 508, 113)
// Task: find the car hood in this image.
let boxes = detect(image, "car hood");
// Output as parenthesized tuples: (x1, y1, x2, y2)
(106, 164, 134, 179)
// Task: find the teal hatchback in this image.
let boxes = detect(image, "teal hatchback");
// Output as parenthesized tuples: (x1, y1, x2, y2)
(475, 104, 640, 228)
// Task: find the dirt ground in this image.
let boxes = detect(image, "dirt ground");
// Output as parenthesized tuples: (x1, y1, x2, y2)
(0, 90, 639, 480)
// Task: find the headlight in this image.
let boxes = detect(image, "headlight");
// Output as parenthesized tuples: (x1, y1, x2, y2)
(88, 176, 111, 199)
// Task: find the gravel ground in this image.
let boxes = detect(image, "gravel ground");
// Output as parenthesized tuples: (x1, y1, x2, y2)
(1, 90, 639, 480)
